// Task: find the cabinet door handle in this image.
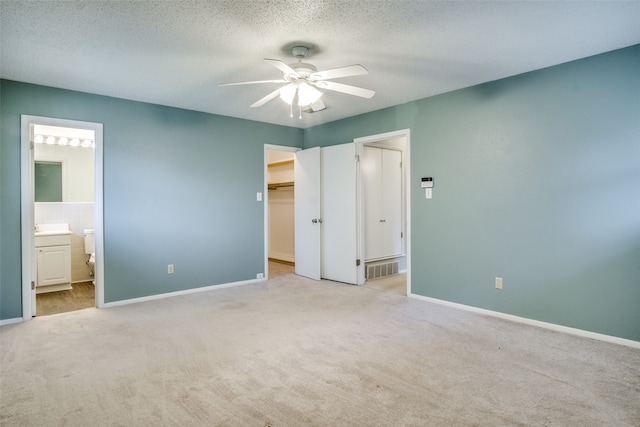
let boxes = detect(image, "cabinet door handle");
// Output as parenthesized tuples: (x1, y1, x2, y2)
(312, 218, 318, 224)
(380, 219, 386, 222)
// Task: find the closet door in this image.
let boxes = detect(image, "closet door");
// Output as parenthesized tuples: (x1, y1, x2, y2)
(321, 143, 358, 284)
(381, 149, 402, 257)
(363, 146, 403, 261)
(294, 144, 360, 284)
(294, 147, 321, 280)
(363, 146, 383, 260)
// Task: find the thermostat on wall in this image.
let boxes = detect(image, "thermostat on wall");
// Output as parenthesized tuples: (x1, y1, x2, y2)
(421, 177, 433, 188)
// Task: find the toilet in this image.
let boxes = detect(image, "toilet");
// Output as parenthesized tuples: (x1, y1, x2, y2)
(83, 229, 95, 283)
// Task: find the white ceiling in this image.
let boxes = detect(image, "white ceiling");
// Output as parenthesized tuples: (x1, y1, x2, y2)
(2, 1, 639, 129)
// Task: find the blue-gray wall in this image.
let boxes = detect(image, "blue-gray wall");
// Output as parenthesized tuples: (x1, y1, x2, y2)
(2, 45, 639, 342)
(0, 81, 302, 317)
(305, 45, 640, 341)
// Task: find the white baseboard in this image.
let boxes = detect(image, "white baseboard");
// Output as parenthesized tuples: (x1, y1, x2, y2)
(410, 293, 640, 350)
(0, 317, 24, 326)
(103, 278, 266, 309)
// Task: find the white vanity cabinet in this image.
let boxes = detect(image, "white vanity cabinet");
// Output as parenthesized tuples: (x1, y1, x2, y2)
(35, 232, 72, 293)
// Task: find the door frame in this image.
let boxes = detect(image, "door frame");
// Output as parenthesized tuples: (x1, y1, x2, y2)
(263, 144, 300, 279)
(21, 115, 105, 319)
(355, 129, 411, 295)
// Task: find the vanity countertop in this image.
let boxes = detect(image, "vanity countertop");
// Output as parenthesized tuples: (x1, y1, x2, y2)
(35, 223, 71, 236)
(35, 230, 72, 236)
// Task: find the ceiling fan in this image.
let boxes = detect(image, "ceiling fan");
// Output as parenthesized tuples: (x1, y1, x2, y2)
(219, 45, 375, 118)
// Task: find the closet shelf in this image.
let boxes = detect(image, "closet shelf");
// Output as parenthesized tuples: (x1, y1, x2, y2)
(268, 159, 294, 167)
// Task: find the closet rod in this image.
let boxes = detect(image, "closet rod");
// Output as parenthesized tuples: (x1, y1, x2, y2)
(268, 182, 295, 191)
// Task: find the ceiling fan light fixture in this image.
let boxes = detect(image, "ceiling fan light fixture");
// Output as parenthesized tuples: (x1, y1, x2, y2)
(297, 82, 322, 107)
(279, 83, 297, 105)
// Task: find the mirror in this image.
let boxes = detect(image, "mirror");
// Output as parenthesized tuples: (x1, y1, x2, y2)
(35, 161, 64, 202)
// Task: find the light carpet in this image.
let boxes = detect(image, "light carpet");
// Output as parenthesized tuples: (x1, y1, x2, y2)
(1, 272, 639, 426)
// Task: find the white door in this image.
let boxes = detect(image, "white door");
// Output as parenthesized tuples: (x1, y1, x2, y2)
(31, 245, 37, 315)
(294, 144, 361, 284)
(362, 146, 403, 260)
(321, 143, 359, 284)
(381, 149, 403, 257)
(362, 146, 382, 259)
(294, 147, 321, 280)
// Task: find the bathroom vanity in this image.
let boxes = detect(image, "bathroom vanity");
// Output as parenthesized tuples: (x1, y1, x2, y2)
(35, 224, 72, 294)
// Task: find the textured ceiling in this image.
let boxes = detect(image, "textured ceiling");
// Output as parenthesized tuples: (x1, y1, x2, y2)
(1, 1, 639, 129)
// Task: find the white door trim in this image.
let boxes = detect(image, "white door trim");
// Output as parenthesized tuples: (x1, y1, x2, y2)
(263, 144, 300, 279)
(21, 115, 105, 320)
(354, 129, 411, 295)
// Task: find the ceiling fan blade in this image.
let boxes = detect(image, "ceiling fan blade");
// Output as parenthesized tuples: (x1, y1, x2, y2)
(314, 81, 375, 98)
(219, 79, 287, 86)
(310, 64, 369, 81)
(250, 87, 282, 108)
(310, 99, 326, 111)
(264, 59, 299, 78)
(303, 99, 326, 113)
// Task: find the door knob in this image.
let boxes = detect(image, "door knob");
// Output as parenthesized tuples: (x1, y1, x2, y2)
(312, 218, 318, 224)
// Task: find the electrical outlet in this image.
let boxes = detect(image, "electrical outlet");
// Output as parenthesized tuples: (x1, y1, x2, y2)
(256, 273, 264, 279)
(495, 277, 503, 290)
(168, 264, 174, 274)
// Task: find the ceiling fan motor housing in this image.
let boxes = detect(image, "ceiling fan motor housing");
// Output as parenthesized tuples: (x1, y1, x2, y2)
(291, 45, 310, 58)
(286, 62, 318, 80)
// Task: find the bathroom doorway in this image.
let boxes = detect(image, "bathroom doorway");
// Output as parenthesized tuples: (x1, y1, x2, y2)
(21, 116, 104, 319)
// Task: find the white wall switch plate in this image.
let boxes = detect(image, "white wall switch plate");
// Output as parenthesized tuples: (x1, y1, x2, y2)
(256, 192, 263, 201)
(425, 188, 433, 199)
(168, 264, 174, 274)
(495, 277, 503, 289)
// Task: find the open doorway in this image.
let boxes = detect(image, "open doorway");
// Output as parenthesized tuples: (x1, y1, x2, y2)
(356, 129, 410, 296)
(21, 116, 104, 319)
(264, 129, 411, 295)
(264, 145, 299, 279)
